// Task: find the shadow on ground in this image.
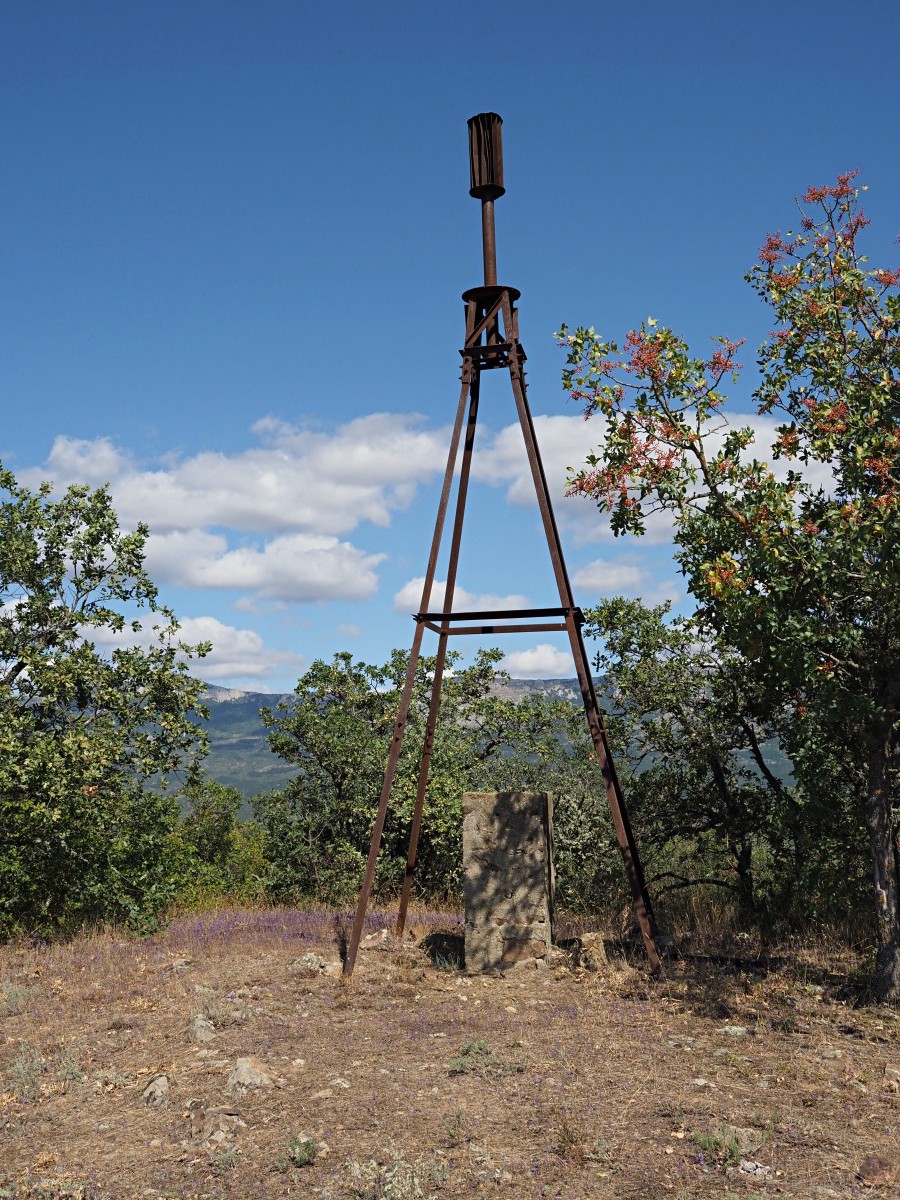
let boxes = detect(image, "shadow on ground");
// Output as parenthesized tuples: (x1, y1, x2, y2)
(420, 930, 465, 969)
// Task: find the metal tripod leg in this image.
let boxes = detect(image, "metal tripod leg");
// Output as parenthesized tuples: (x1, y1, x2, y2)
(342, 366, 474, 980)
(395, 374, 481, 937)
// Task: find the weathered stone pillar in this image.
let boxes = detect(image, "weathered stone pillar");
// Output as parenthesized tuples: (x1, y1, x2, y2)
(462, 791, 554, 971)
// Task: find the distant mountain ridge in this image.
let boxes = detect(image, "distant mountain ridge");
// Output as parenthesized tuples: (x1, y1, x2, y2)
(198, 678, 584, 801)
(198, 678, 794, 806)
(198, 683, 295, 802)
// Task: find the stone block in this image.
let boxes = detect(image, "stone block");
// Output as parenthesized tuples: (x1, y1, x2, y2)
(462, 791, 554, 972)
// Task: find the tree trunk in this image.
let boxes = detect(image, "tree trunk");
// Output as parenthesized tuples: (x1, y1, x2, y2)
(865, 732, 900, 1004)
(732, 837, 756, 917)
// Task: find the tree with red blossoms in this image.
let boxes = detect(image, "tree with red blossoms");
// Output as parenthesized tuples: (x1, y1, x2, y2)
(559, 172, 900, 1000)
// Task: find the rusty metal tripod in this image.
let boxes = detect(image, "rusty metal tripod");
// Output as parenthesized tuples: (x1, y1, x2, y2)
(343, 114, 660, 979)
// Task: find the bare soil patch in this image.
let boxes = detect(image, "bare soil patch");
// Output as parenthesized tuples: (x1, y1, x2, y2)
(2, 909, 899, 1199)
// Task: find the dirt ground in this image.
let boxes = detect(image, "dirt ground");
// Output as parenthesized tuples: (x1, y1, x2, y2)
(1, 908, 899, 1199)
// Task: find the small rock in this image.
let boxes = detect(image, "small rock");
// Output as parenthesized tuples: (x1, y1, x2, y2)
(360, 928, 392, 951)
(821, 1048, 843, 1060)
(691, 1077, 715, 1089)
(311, 1088, 334, 1100)
(227, 1057, 273, 1097)
(185, 1097, 207, 1137)
(739, 1159, 774, 1178)
(722, 1125, 765, 1155)
(188, 1015, 217, 1044)
(884, 1065, 900, 1083)
(141, 1075, 170, 1107)
(328, 1077, 350, 1089)
(292, 952, 327, 972)
(857, 1156, 896, 1186)
(202, 1105, 246, 1147)
(578, 932, 608, 970)
(720, 1025, 750, 1037)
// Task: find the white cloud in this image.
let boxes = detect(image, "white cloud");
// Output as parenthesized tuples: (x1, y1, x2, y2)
(474, 415, 593, 508)
(28, 413, 449, 538)
(572, 559, 649, 596)
(15, 416, 453, 616)
(502, 644, 573, 679)
(145, 530, 385, 602)
(393, 577, 529, 614)
(90, 614, 303, 683)
(176, 616, 304, 682)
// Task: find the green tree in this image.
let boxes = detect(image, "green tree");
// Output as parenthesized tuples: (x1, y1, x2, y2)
(257, 648, 600, 907)
(177, 777, 267, 903)
(0, 466, 210, 935)
(585, 597, 868, 926)
(559, 172, 900, 997)
(179, 778, 243, 870)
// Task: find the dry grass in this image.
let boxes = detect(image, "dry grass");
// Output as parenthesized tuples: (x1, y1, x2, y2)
(1, 907, 899, 1199)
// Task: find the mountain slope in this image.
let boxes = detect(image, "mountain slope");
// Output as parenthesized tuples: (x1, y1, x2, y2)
(199, 679, 585, 800)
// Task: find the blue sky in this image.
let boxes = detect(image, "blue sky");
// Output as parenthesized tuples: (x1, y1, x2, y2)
(3, 1, 899, 690)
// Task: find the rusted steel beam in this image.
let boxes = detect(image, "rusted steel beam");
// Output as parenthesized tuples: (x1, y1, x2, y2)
(417, 606, 578, 622)
(433, 622, 569, 637)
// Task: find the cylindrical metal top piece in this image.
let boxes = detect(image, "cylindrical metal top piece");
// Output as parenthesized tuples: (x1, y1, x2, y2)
(467, 113, 505, 200)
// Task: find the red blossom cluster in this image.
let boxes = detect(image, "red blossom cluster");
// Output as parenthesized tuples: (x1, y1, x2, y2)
(806, 399, 849, 437)
(776, 428, 800, 455)
(864, 455, 893, 481)
(759, 231, 785, 266)
(567, 418, 683, 509)
(706, 337, 745, 377)
(841, 210, 871, 242)
(623, 329, 665, 382)
(872, 268, 900, 287)
(872, 488, 898, 511)
(803, 169, 859, 205)
(770, 270, 801, 291)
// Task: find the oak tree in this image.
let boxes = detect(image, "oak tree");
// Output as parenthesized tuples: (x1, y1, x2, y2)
(0, 467, 209, 935)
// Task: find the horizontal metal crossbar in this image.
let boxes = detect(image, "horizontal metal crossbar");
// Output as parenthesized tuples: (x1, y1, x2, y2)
(420, 620, 569, 637)
(416, 605, 581, 623)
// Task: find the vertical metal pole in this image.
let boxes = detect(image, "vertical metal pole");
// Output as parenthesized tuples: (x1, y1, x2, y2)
(481, 200, 497, 286)
(343, 365, 474, 980)
(396, 373, 482, 936)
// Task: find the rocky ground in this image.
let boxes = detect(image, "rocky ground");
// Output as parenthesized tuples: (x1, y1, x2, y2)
(1, 908, 899, 1199)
